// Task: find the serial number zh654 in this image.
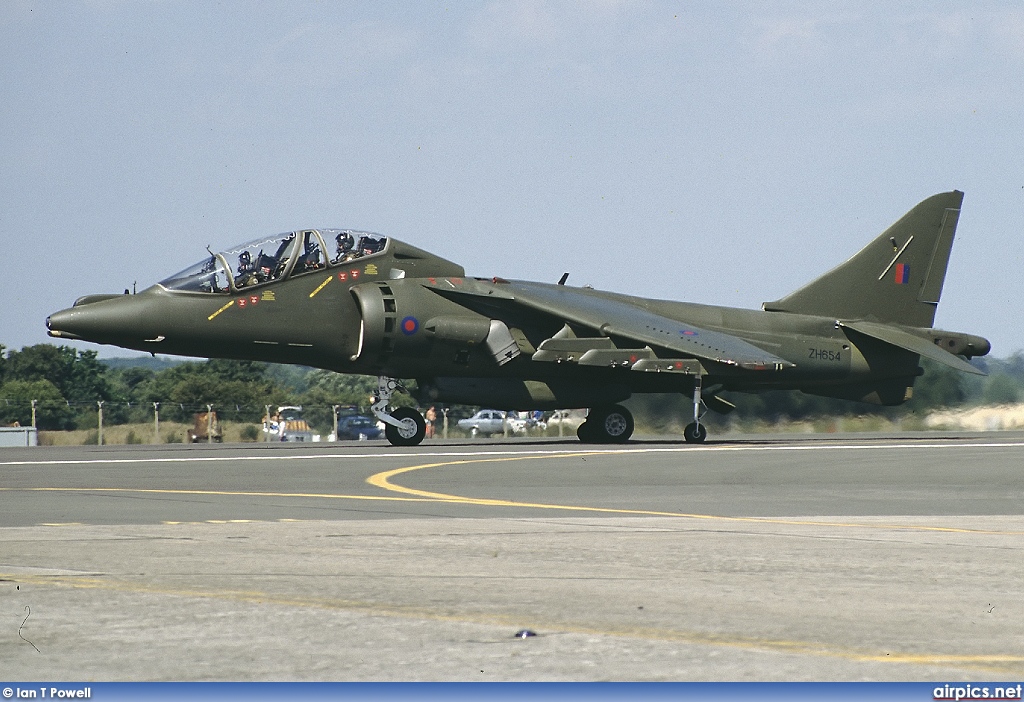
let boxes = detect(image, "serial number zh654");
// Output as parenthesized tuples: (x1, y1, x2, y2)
(808, 348, 842, 362)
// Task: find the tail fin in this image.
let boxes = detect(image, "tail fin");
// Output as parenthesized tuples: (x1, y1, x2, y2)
(762, 191, 963, 328)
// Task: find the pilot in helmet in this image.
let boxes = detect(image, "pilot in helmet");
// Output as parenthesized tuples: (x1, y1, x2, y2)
(335, 231, 355, 262)
(236, 250, 256, 287)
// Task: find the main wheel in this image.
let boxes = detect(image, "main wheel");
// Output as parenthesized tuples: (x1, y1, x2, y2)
(576, 420, 597, 443)
(384, 407, 427, 446)
(683, 422, 708, 444)
(585, 405, 634, 444)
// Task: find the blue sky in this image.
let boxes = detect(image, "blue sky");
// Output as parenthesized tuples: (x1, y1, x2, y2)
(3, 1, 1023, 357)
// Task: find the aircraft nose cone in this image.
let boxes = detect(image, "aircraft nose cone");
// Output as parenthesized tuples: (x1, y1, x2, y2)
(46, 309, 82, 340)
(46, 295, 145, 345)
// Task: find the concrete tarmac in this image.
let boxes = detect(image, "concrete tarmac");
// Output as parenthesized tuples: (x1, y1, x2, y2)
(1, 433, 1023, 680)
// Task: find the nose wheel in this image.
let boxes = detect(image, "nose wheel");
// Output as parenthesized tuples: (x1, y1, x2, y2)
(372, 376, 427, 446)
(384, 407, 427, 447)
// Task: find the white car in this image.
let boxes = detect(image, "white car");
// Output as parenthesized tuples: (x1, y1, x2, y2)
(545, 409, 587, 432)
(457, 410, 526, 437)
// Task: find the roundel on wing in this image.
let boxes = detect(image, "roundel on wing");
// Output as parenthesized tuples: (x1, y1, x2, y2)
(400, 316, 419, 335)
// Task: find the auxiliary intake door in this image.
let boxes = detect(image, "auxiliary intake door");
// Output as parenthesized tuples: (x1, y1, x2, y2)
(349, 282, 398, 363)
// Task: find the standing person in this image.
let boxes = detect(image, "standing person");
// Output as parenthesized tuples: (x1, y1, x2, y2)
(425, 406, 437, 439)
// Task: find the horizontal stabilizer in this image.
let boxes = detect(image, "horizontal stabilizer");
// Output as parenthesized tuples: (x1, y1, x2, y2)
(841, 321, 985, 376)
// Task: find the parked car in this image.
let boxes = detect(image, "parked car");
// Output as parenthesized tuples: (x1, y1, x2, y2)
(457, 410, 526, 437)
(336, 415, 383, 441)
(264, 405, 315, 442)
(545, 409, 587, 432)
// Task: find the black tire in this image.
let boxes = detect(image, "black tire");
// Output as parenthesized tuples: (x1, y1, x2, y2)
(384, 407, 427, 446)
(584, 405, 634, 444)
(683, 422, 708, 444)
(576, 420, 597, 443)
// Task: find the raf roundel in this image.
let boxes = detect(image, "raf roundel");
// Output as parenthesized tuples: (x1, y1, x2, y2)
(400, 316, 419, 336)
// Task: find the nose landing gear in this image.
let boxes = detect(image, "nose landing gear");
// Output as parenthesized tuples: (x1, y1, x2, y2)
(372, 376, 426, 446)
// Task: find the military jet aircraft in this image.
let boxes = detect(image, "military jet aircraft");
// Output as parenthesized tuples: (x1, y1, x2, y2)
(47, 191, 990, 446)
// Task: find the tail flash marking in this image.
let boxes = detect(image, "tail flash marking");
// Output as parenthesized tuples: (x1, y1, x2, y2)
(877, 236, 914, 281)
(894, 263, 910, 285)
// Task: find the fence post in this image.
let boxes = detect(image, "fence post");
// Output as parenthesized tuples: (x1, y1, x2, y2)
(265, 404, 271, 443)
(31, 399, 37, 429)
(207, 404, 213, 444)
(153, 402, 160, 444)
(332, 405, 339, 442)
(97, 401, 104, 446)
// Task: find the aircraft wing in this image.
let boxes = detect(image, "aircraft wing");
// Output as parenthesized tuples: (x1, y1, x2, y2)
(427, 278, 793, 370)
(840, 321, 986, 376)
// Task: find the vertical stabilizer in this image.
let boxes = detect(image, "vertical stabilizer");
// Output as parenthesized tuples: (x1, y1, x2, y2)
(762, 191, 963, 328)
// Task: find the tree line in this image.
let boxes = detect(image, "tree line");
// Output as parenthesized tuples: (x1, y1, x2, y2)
(0, 343, 413, 432)
(0, 343, 1021, 433)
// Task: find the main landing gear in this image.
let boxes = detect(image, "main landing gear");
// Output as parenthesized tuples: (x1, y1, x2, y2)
(576, 404, 634, 444)
(372, 376, 426, 446)
(576, 376, 710, 445)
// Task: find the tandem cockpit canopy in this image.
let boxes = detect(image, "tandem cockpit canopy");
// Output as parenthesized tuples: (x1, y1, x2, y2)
(158, 230, 389, 293)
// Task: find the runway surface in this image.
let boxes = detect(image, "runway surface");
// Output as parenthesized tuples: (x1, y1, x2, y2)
(2, 432, 1023, 680)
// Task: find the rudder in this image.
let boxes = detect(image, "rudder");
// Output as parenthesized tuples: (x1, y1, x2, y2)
(762, 191, 963, 328)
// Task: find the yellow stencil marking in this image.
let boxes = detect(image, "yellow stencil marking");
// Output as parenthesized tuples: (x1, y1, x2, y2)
(207, 300, 235, 321)
(309, 275, 333, 298)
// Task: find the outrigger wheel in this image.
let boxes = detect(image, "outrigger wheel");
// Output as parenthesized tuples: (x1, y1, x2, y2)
(577, 404, 634, 444)
(683, 373, 709, 444)
(383, 407, 426, 447)
(682, 422, 708, 444)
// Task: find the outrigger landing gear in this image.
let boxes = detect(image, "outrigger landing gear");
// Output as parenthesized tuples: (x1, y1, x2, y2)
(577, 404, 634, 444)
(372, 376, 426, 446)
(683, 375, 708, 444)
